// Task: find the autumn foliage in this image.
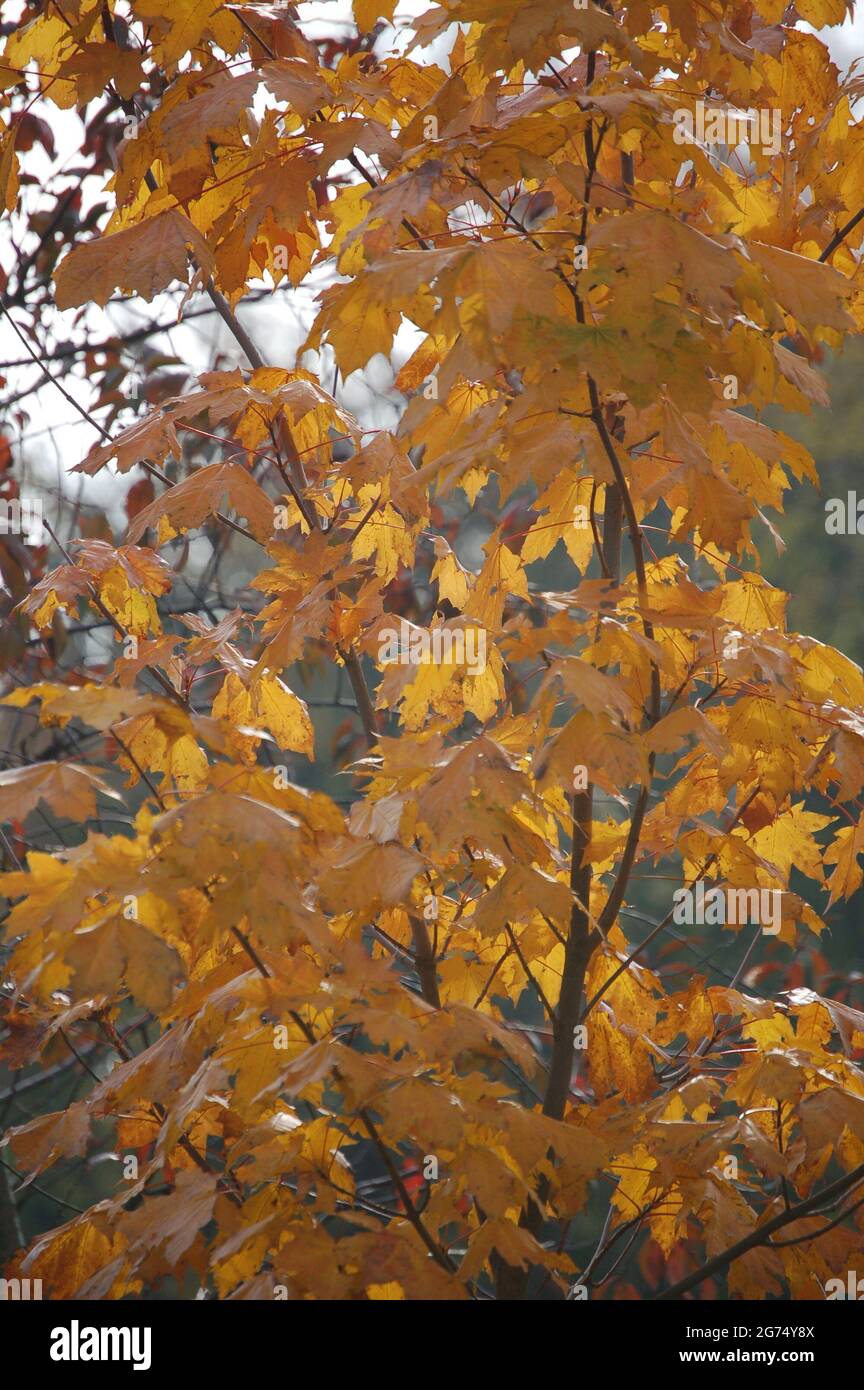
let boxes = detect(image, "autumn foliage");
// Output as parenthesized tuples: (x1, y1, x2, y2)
(2, 0, 864, 1302)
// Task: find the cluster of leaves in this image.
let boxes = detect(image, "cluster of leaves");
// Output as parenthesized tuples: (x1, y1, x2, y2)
(2, 0, 864, 1301)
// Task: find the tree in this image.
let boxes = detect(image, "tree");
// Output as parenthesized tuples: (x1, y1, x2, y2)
(1, 0, 864, 1302)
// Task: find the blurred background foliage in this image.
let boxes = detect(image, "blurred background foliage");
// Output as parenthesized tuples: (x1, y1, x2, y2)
(762, 338, 864, 668)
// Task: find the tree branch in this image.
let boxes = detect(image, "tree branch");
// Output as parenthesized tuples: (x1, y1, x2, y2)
(656, 1162, 864, 1299)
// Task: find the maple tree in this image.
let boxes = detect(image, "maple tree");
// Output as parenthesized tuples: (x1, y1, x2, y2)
(2, 0, 864, 1303)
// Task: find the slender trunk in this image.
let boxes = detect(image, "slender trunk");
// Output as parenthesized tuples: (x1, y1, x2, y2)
(495, 484, 623, 1299)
